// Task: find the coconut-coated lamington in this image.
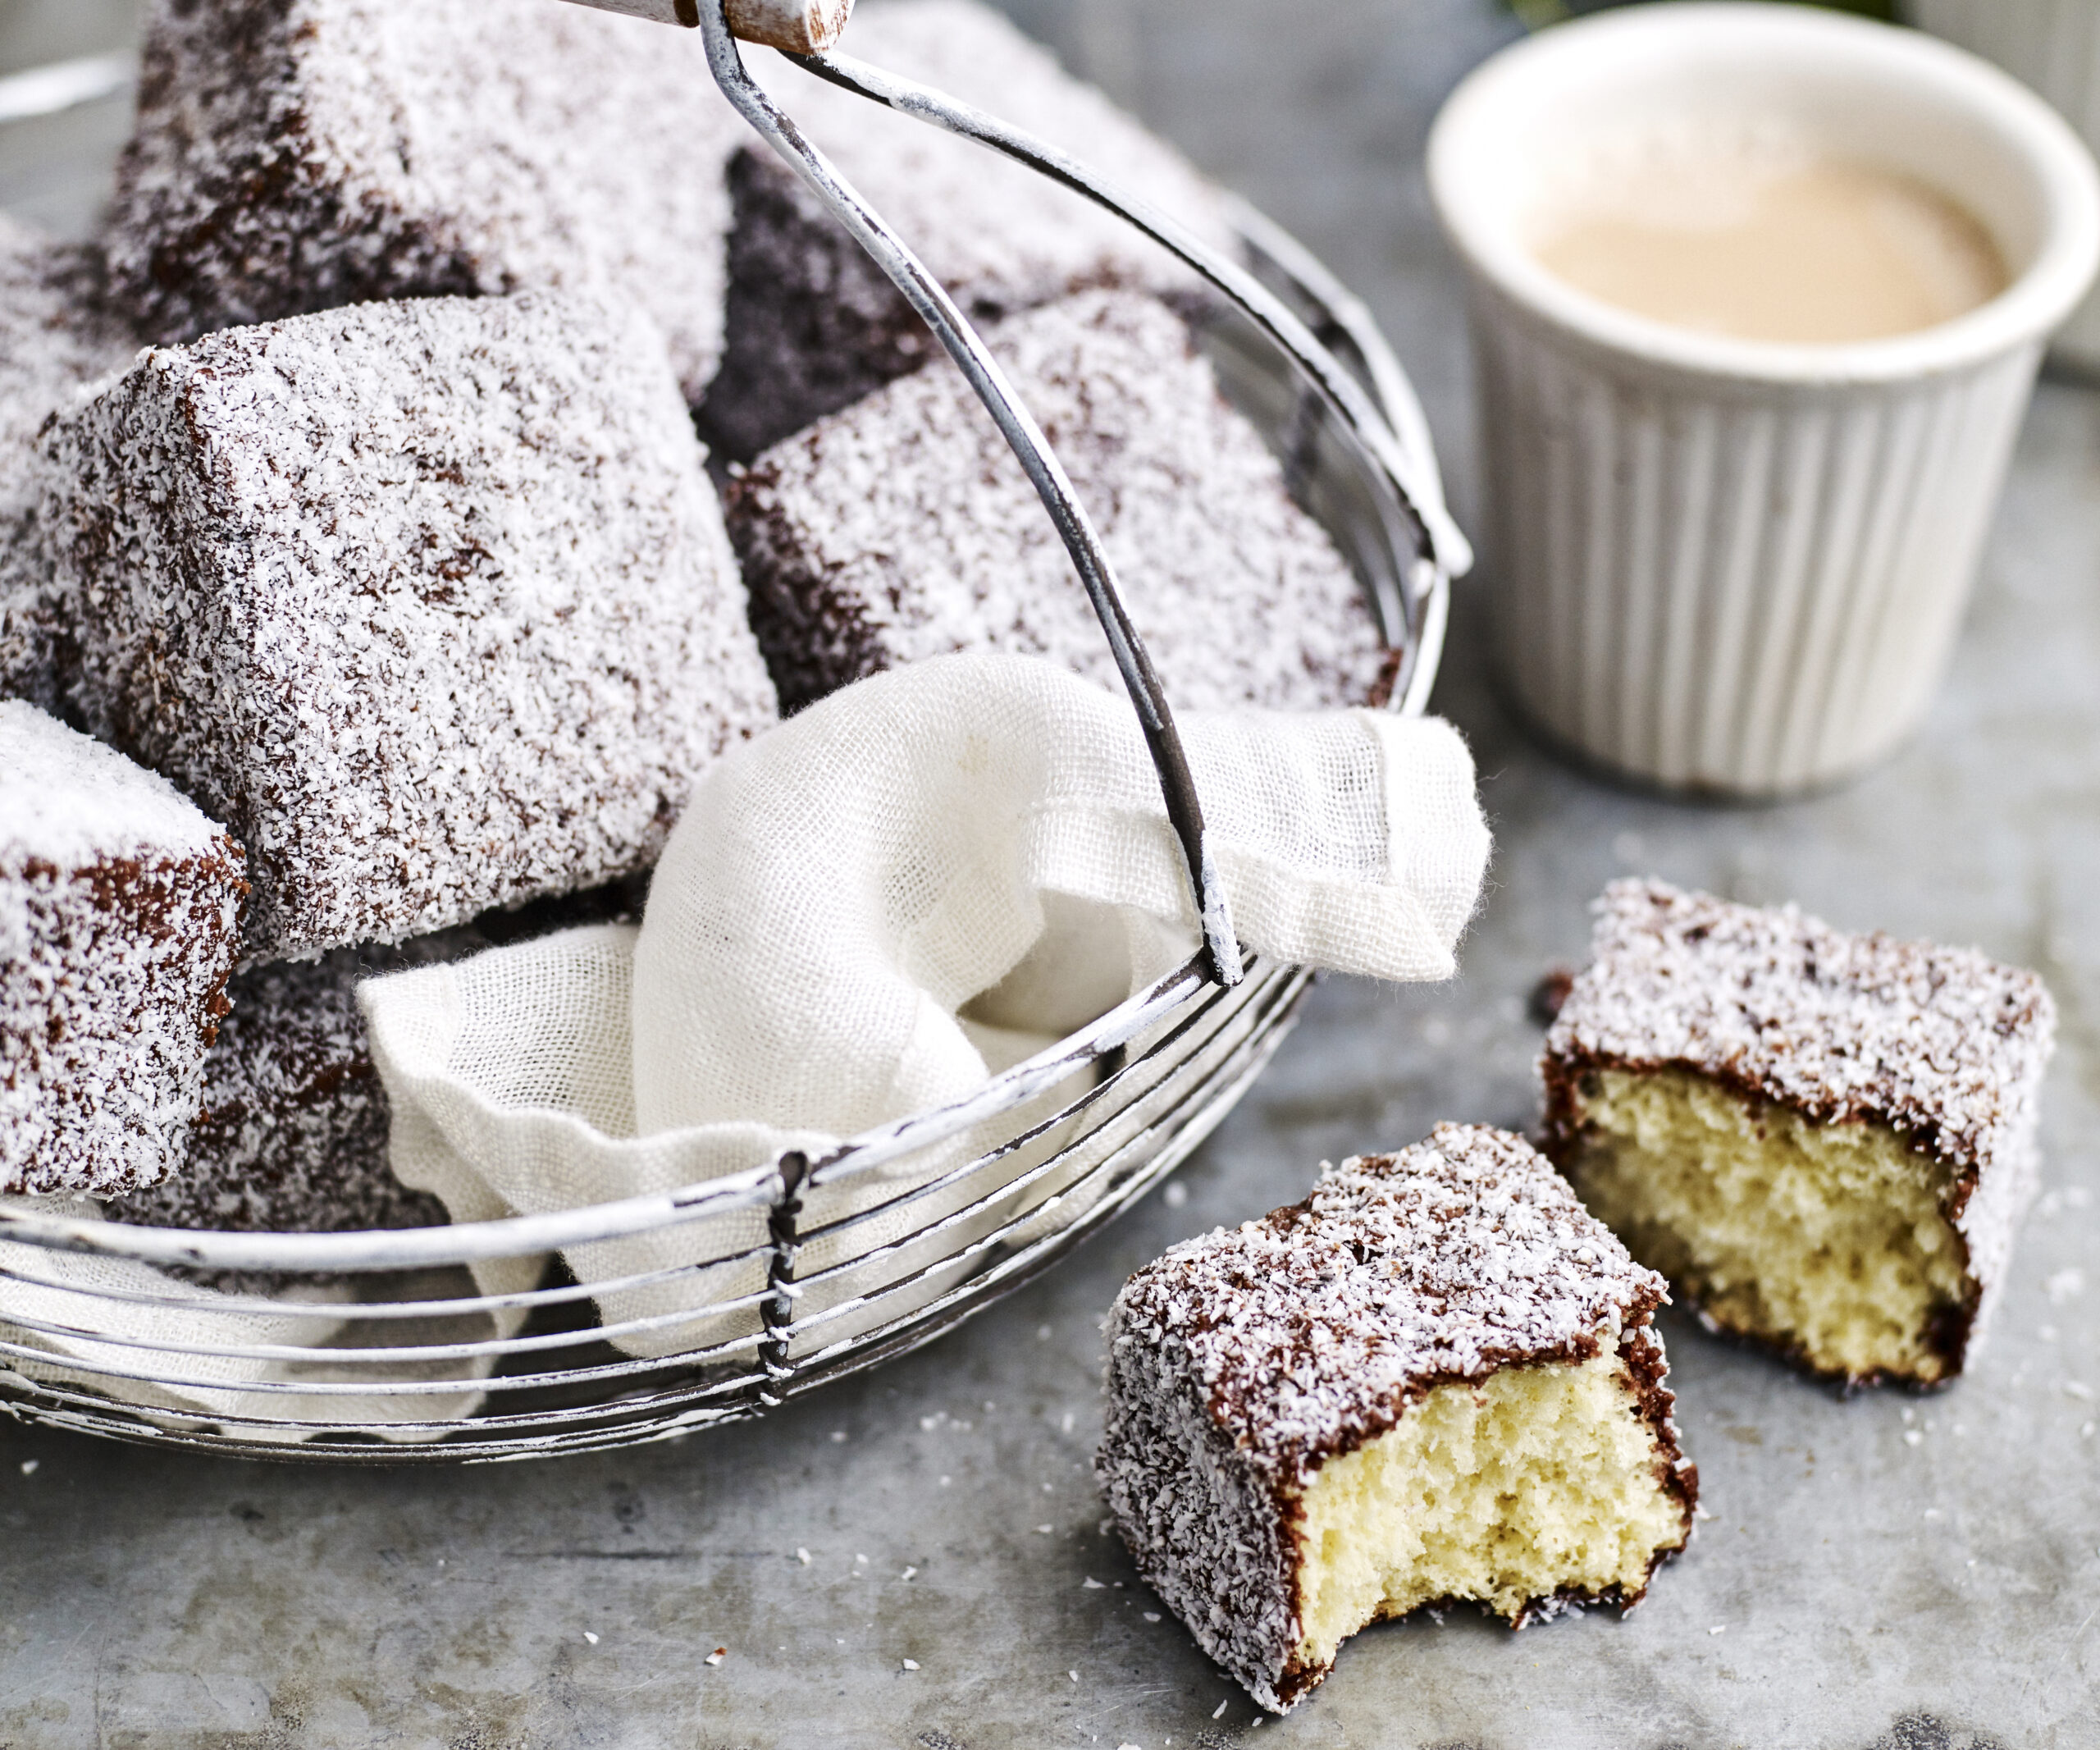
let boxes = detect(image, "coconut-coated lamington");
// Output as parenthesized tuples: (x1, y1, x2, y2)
(1099, 1125, 1696, 1714)
(106, 879, 647, 1237)
(728, 290, 1394, 715)
(702, 0, 1232, 459)
(1, 701, 246, 1197)
(1541, 880, 2056, 1387)
(39, 291, 776, 960)
(107, 0, 746, 398)
(1, 218, 139, 711)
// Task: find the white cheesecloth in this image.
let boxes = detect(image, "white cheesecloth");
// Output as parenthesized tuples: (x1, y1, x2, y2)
(358, 654, 1491, 1361)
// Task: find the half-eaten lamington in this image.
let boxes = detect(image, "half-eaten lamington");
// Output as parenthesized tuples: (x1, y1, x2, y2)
(2, 701, 246, 1197)
(1098, 1123, 1696, 1713)
(1541, 880, 2056, 1387)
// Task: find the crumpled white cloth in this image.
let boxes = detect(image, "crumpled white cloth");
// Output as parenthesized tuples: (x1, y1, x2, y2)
(363, 654, 1491, 1356)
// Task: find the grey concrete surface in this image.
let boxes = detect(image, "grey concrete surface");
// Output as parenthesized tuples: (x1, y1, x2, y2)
(2, 2, 2097, 1745)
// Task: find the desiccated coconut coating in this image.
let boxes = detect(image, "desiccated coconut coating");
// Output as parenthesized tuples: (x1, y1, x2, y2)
(1, 701, 246, 1196)
(0, 218, 139, 711)
(1540, 879, 2057, 1379)
(728, 290, 1393, 715)
(1098, 1124, 1696, 1713)
(103, 953, 433, 1238)
(106, 878, 647, 1238)
(701, 0, 1233, 459)
(39, 291, 777, 960)
(107, 0, 748, 399)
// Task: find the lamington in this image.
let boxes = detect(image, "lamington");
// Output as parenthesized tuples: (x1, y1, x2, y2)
(702, 0, 1232, 459)
(1, 701, 246, 1197)
(728, 289, 1394, 714)
(107, 0, 747, 398)
(1540, 880, 2057, 1387)
(107, 879, 648, 1238)
(1, 218, 138, 711)
(38, 291, 777, 960)
(1099, 1124, 1696, 1714)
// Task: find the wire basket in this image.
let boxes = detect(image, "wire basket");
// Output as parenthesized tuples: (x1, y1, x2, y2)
(0, 7, 1459, 1463)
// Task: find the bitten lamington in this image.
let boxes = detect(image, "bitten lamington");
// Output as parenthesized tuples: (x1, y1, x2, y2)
(728, 290, 1395, 715)
(1099, 1124, 1696, 1714)
(108, 0, 746, 398)
(2, 701, 246, 1196)
(704, 0, 1231, 459)
(39, 292, 777, 959)
(1541, 880, 2057, 1387)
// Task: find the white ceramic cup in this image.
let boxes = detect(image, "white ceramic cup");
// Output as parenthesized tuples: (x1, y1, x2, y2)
(1428, 2, 2100, 797)
(1906, 0, 2100, 371)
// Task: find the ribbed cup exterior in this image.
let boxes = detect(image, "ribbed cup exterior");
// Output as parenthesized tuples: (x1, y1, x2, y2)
(1908, 0, 2100, 365)
(1473, 285, 2043, 795)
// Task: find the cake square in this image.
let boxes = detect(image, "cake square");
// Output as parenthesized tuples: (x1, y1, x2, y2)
(1541, 879, 2057, 1387)
(701, 0, 1232, 459)
(728, 289, 1395, 715)
(107, 0, 746, 399)
(102, 953, 436, 1241)
(39, 291, 777, 959)
(1098, 1123, 1696, 1713)
(1, 219, 137, 711)
(105, 879, 648, 1240)
(1, 701, 247, 1196)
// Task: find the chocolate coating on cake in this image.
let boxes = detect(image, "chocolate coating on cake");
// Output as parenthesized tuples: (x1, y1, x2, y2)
(728, 290, 1392, 715)
(700, 0, 1230, 459)
(2, 701, 246, 1196)
(1098, 1124, 1695, 1711)
(1540, 880, 2056, 1379)
(108, 0, 746, 398)
(1, 219, 139, 711)
(39, 292, 776, 959)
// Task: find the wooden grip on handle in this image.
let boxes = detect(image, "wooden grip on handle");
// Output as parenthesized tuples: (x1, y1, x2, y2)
(560, 0, 853, 53)
(721, 0, 855, 52)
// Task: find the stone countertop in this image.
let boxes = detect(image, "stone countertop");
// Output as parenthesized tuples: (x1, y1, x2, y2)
(2, 3, 2096, 1746)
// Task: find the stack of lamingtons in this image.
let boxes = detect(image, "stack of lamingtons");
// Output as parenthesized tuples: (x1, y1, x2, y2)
(0, 0, 1425, 1440)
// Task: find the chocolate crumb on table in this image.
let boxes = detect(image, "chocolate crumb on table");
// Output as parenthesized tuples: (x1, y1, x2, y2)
(2, 701, 247, 1199)
(728, 290, 1394, 715)
(0, 217, 139, 712)
(37, 291, 776, 960)
(700, 0, 1232, 460)
(1540, 879, 2057, 1387)
(107, 0, 748, 400)
(1098, 1123, 1696, 1714)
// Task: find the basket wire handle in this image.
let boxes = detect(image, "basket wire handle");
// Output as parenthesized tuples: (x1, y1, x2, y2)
(779, 47, 1473, 583)
(697, 0, 1243, 991)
